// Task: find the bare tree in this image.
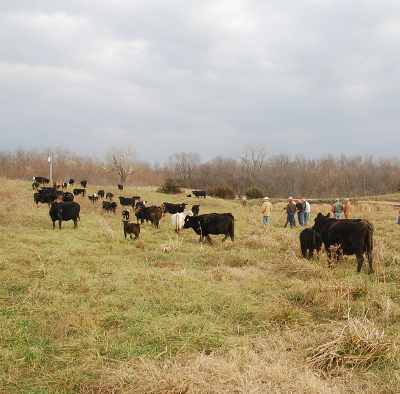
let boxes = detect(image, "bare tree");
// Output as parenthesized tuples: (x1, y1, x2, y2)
(167, 152, 201, 186)
(236, 144, 268, 186)
(103, 145, 139, 185)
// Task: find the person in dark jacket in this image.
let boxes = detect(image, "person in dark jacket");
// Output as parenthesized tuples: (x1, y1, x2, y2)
(284, 197, 297, 228)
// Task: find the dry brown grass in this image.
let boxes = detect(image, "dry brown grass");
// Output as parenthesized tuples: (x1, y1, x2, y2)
(306, 317, 399, 374)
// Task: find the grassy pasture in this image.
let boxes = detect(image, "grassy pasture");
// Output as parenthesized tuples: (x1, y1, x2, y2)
(1, 178, 400, 393)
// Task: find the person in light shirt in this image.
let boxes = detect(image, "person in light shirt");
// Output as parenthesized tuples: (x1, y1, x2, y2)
(261, 196, 272, 227)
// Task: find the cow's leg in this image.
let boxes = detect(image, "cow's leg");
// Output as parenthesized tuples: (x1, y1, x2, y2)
(356, 253, 364, 273)
(58, 219, 62, 229)
(222, 234, 228, 242)
(206, 235, 213, 244)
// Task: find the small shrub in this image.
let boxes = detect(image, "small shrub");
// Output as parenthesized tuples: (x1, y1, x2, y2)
(206, 185, 235, 199)
(245, 186, 264, 200)
(157, 178, 184, 194)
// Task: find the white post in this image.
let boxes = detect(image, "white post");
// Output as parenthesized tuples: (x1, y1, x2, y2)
(48, 156, 53, 184)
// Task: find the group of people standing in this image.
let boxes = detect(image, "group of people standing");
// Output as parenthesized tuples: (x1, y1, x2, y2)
(332, 198, 352, 219)
(261, 196, 351, 227)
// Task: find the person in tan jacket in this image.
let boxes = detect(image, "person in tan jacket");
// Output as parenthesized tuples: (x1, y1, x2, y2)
(343, 198, 351, 219)
(261, 196, 272, 226)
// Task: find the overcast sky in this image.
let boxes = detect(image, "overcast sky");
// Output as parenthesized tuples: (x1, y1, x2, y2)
(1, 0, 400, 164)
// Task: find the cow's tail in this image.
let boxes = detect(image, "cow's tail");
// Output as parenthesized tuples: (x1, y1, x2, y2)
(224, 213, 234, 241)
(363, 220, 374, 274)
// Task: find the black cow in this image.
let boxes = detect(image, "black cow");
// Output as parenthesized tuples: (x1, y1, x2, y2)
(312, 212, 374, 274)
(34, 193, 58, 205)
(38, 186, 56, 194)
(88, 194, 99, 203)
(134, 205, 150, 224)
(68, 178, 75, 186)
(73, 188, 86, 196)
(106, 192, 114, 200)
(102, 201, 117, 214)
(162, 202, 187, 214)
(183, 213, 234, 244)
(123, 221, 140, 239)
(299, 228, 322, 259)
(191, 205, 200, 216)
(61, 182, 68, 189)
(97, 190, 105, 199)
(32, 176, 50, 184)
(192, 190, 206, 199)
(63, 192, 74, 202)
(49, 201, 80, 229)
(80, 180, 88, 188)
(118, 196, 138, 207)
(118, 184, 124, 190)
(32, 182, 40, 190)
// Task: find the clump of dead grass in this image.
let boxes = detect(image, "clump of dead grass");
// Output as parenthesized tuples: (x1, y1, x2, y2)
(306, 317, 398, 373)
(98, 218, 115, 240)
(160, 237, 184, 253)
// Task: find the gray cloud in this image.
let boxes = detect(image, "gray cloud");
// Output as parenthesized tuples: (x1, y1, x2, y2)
(1, 0, 400, 163)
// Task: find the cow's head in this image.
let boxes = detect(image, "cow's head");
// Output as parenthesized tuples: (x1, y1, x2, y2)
(313, 212, 330, 230)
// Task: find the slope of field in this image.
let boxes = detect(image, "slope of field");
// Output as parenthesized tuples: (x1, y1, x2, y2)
(1, 178, 400, 393)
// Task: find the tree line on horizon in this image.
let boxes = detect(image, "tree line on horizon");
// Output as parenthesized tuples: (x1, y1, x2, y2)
(1, 145, 400, 198)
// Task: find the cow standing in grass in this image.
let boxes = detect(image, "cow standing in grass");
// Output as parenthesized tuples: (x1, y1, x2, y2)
(49, 201, 80, 229)
(299, 228, 322, 259)
(312, 212, 374, 274)
(183, 213, 234, 244)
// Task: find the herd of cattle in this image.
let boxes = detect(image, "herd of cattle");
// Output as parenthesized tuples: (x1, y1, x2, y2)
(32, 176, 374, 274)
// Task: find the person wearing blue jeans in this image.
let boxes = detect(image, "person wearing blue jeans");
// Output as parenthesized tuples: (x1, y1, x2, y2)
(296, 198, 306, 227)
(284, 197, 297, 228)
(332, 198, 343, 219)
(261, 196, 272, 226)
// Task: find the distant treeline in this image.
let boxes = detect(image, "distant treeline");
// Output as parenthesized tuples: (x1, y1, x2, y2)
(1, 147, 400, 198)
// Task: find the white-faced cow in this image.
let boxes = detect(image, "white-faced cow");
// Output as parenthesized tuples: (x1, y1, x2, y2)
(312, 212, 374, 274)
(32, 176, 50, 184)
(49, 201, 80, 229)
(183, 213, 234, 244)
(299, 228, 322, 259)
